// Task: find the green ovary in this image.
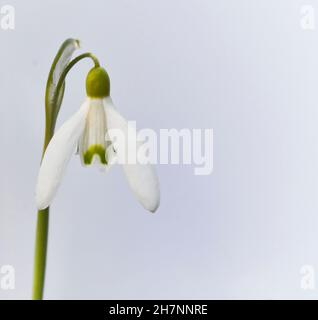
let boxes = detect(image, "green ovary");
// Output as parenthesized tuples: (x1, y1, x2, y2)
(83, 144, 107, 165)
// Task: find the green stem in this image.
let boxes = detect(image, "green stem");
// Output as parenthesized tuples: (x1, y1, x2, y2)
(32, 125, 52, 300)
(32, 208, 49, 300)
(32, 52, 100, 300)
(56, 53, 100, 95)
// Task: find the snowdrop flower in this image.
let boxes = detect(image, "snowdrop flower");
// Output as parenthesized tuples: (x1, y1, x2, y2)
(36, 67, 160, 212)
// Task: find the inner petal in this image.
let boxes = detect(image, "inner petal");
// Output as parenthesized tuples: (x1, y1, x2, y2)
(79, 99, 108, 166)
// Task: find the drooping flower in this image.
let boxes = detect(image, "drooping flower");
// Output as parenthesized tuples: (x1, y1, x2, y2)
(36, 67, 160, 212)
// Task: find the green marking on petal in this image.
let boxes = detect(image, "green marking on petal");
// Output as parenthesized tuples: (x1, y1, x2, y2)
(83, 144, 108, 165)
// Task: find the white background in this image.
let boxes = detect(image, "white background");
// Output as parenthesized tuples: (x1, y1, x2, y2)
(1, 0, 318, 299)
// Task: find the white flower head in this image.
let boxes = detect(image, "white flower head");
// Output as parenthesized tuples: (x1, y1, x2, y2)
(36, 67, 160, 213)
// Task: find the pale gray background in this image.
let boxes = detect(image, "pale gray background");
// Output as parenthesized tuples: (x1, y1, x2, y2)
(0, 0, 318, 299)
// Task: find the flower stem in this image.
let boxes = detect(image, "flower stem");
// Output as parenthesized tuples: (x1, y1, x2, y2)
(56, 53, 100, 95)
(32, 208, 49, 300)
(32, 125, 53, 300)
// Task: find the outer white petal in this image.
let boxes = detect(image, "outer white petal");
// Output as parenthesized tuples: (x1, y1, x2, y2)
(104, 97, 160, 212)
(36, 101, 90, 210)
